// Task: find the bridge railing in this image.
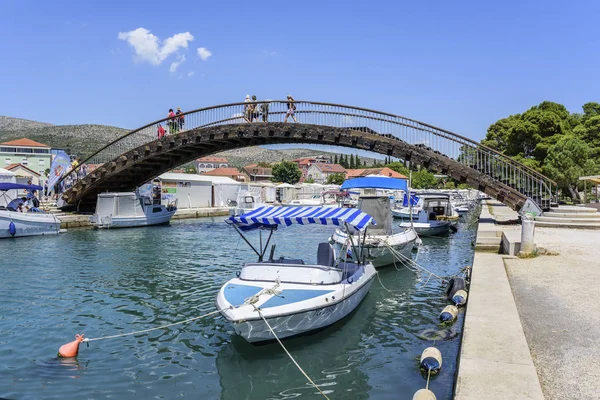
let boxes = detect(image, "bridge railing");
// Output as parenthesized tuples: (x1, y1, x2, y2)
(58, 100, 556, 208)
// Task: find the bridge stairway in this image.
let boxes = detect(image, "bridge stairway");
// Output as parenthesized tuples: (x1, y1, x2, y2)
(536, 206, 600, 229)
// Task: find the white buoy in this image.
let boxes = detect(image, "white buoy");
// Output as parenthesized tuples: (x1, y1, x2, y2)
(420, 347, 443, 372)
(452, 289, 468, 306)
(413, 388, 437, 400)
(439, 305, 458, 322)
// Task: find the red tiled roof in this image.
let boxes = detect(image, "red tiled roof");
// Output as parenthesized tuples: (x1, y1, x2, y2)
(312, 163, 346, 173)
(202, 167, 244, 176)
(0, 138, 50, 147)
(196, 156, 228, 163)
(4, 163, 41, 176)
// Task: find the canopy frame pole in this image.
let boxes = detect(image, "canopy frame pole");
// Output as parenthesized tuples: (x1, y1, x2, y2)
(361, 226, 368, 264)
(259, 229, 274, 262)
(344, 222, 361, 266)
(231, 224, 261, 259)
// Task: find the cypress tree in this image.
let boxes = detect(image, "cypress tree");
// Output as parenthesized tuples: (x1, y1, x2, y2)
(334, 154, 338, 164)
(349, 154, 354, 169)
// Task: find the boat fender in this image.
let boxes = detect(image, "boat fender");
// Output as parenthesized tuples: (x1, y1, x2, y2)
(452, 290, 468, 307)
(348, 276, 353, 284)
(9, 221, 16, 236)
(439, 305, 458, 322)
(58, 334, 85, 358)
(236, 271, 240, 277)
(450, 225, 458, 233)
(445, 277, 466, 301)
(413, 388, 437, 400)
(420, 347, 442, 372)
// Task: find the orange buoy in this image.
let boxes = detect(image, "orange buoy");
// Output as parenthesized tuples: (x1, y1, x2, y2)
(58, 334, 85, 358)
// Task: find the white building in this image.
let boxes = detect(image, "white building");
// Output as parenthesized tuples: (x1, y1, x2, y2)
(194, 156, 229, 173)
(157, 173, 241, 208)
(306, 163, 346, 184)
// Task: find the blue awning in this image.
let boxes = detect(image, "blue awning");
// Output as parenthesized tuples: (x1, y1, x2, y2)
(341, 176, 407, 191)
(227, 206, 375, 231)
(0, 183, 43, 192)
(403, 193, 420, 207)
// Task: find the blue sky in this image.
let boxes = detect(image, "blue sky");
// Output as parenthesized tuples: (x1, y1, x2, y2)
(1, 0, 598, 143)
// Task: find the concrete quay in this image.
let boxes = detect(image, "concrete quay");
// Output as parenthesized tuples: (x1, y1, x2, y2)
(57, 207, 230, 229)
(458, 200, 600, 399)
(455, 201, 544, 400)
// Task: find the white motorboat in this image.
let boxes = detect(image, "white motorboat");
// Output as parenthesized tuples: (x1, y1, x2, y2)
(280, 193, 337, 207)
(330, 177, 418, 268)
(399, 194, 456, 236)
(216, 206, 377, 343)
(90, 191, 177, 229)
(0, 183, 61, 239)
(229, 187, 262, 217)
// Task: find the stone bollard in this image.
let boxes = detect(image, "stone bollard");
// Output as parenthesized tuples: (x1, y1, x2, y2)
(519, 213, 536, 255)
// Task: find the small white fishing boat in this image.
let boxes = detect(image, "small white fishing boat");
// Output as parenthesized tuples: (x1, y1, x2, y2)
(216, 206, 377, 343)
(399, 194, 456, 236)
(0, 183, 61, 239)
(229, 187, 262, 217)
(89, 192, 177, 229)
(280, 193, 337, 207)
(330, 177, 418, 268)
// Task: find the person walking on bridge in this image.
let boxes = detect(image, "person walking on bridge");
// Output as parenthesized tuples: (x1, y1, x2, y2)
(176, 107, 185, 131)
(168, 108, 178, 133)
(284, 94, 297, 123)
(243, 95, 253, 123)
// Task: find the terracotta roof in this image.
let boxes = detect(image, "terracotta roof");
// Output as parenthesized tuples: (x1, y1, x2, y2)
(196, 156, 228, 163)
(202, 167, 245, 176)
(0, 138, 50, 147)
(243, 165, 273, 176)
(311, 163, 346, 173)
(4, 163, 41, 176)
(345, 167, 408, 179)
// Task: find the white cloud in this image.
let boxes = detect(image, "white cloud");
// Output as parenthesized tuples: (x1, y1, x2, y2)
(117, 28, 193, 66)
(197, 47, 212, 61)
(262, 49, 276, 56)
(169, 55, 186, 72)
(188, 71, 195, 77)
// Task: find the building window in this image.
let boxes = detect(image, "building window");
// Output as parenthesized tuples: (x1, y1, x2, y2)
(1, 147, 16, 153)
(39, 160, 45, 166)
(17, 148, 33, 154)
(22, 158, 28, 165)
(4, 159, 9, 165)
(34, 149, 50, 154)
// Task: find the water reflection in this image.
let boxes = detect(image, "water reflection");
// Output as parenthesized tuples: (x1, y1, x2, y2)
(0, 210, 478, 399)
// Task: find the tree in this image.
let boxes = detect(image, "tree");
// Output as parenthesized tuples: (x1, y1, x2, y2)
(411, 169, 438, 189)
(385, 162, 409, 176)
(326, 173, 345, 185)
(271, 161, 302, 184)
(363, 160, 366, 167)
(334, 154, 338, 164)
(544, 136, 598, 199)
(257, 162, 272, 168)
(349, 154, 355, 169)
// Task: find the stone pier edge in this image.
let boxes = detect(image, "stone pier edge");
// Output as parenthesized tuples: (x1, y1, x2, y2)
(454, 201, 544, 399)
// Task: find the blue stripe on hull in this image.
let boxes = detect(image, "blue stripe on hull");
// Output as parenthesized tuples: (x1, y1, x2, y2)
(260, 289, 334, 308)
(223, 283, 264, 306)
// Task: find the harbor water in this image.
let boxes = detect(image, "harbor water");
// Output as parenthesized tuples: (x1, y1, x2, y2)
(0, 212, 479, 399)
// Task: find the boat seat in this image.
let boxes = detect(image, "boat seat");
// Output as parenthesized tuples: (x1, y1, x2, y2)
(268, 257, 305, 265)
(316, 242, 334, 267)
(337, 262, 361, 280)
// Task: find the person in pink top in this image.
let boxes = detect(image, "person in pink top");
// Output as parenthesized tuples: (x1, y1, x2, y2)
(168, 108, 178, 133)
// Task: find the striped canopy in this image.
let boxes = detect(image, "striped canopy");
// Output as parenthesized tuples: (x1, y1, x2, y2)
(227, 206, 376, 231)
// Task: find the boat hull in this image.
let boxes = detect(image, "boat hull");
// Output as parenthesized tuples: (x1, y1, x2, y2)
(400, 221, 451, 236)
(216, 265, 377, 343)
(91, 210, 176, 229)
(330, 229, 417, 268)
(0, 211, 60, 239)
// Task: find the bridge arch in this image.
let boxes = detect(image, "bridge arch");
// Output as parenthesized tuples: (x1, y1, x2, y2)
(57, 101, 556, 212)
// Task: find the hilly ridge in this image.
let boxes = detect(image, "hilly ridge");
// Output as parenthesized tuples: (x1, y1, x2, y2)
(0, 116, 382, 168)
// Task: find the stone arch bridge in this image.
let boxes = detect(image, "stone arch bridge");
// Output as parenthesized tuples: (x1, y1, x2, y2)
(57, 101, 556, 213)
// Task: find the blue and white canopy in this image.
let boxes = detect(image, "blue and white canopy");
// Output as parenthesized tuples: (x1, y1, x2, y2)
(341, 176, 407, 191)
(227, 206, 376, 231)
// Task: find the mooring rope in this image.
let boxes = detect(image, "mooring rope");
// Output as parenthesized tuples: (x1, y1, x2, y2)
(83, 309, 223, 342)
(252, 305, 331, 400)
